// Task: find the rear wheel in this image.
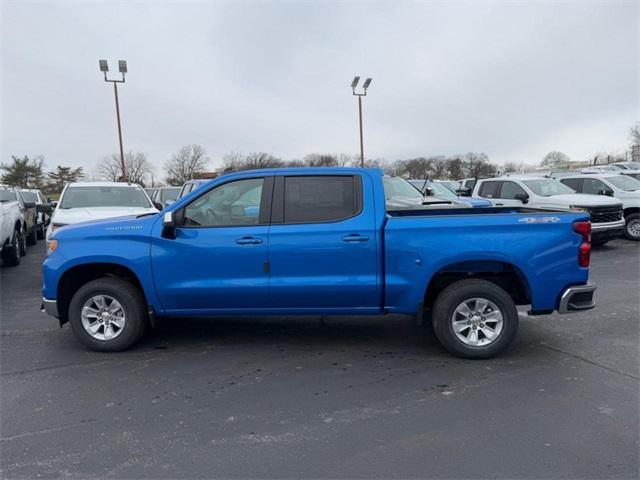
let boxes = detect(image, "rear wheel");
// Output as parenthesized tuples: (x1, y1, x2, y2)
(1, 229, 21, 267)
(26, 226, 37, 245)
(68, 277, 148, 352)
(432, 279, 518, 359)
(624, 213, 640, 241)
(18, 228, 27, 256)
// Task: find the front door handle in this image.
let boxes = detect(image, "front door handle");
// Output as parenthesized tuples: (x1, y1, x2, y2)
(495, 203, 504, 206)
(235, 236, 263, 245)
(341, 234, 369, 243)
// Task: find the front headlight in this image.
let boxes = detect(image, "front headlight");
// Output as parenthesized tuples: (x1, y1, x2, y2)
(46, 239, 58, 255)
(50, 223, 68, 233)
(570, 206, 589, 212)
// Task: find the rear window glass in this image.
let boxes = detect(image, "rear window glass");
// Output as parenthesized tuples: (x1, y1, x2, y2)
(20, 191, 38, 202)
(0, 189, 16, 202)
(283, 176, 359, 223)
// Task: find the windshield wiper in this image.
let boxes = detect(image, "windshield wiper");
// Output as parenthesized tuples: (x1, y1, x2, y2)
(136, 212, 157, 218)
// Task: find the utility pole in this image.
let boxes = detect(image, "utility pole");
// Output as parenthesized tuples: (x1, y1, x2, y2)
(351, 76, 372, 167)
(99, 59, 128, 181)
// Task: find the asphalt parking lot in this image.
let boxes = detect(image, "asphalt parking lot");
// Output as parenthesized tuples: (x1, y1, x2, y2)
(1, 241, 638, 479)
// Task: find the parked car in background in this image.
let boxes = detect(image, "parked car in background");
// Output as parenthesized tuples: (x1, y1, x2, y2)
(145, 187, 159, 200)
(20, 189, 49, 239)
(609, 162, 640, 170)
(383, 177, 463, 208)
(472, 175, 625, 245)
(410, 179, 492, 207)
(151, 187, 181, 208)
(46, 182, 158, 242)
(1, 186, 27, 266)
(16, 190, 38, 246)
(553, 173, 640, 241)
(177, 179, 208, 199)
(618, 169, 640, 181)
(457, 178, 478, 196)
(44, 167, 596, 359)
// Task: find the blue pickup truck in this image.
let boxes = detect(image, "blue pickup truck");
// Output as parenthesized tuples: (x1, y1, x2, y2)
(42, 168, 596, 359)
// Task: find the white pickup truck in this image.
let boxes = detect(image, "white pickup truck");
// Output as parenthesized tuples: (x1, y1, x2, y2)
(1, 186, 27, 266)
(472, 175, 625, 245)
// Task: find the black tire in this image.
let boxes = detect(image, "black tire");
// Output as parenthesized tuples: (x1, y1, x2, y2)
(26, 226, 37, 246)
(591, 239, 609, 247)
(432, 279, 519, 359)
(1, 229, 21, 267)
(18, 228, 27, 256)
(68, 277, 148, 352)
(623, 213, 640, 241)
(36, 223, 45, 240)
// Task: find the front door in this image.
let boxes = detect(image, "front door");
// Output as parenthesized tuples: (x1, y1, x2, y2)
(267, 174, 380, 312)
(151, 175, 272, 313)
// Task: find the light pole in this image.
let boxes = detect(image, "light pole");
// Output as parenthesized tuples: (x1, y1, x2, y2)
(351, 76, 372, 167)
(99, 59, 128, 181)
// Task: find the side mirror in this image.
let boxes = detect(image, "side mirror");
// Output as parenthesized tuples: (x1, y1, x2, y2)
(153, 201, 164, 210)
(424, 186, 435, 196)
(457, 187, 472, 197)
(514, 193, 529, 204)
(23, 201, 36, 209)
(36, 203, 53, 215)
(598, 189, 614, 197)
(161, 211, 177, 239)
(51, 201, 58, 208)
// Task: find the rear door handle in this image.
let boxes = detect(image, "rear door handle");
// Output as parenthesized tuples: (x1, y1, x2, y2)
(235, 236, 263, 245)
(495, 203, 504, 206)
(341, 234, 369, 243)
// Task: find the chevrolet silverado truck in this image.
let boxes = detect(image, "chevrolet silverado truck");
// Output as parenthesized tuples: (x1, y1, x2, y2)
(42, 168, 596, 359)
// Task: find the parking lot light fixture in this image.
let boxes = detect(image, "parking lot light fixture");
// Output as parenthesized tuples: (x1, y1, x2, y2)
(351, 76, 372, 167)
(99, 59, 128, 181)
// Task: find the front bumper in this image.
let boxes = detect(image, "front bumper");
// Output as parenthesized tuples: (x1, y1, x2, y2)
(558, 284, 596, 314)
(591, 219, 625, 232)
(41, 298, 59, 318)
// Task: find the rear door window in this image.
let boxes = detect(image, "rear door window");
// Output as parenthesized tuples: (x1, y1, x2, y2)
(499, 181, 527, 199)
(281, 176, 361, 223)
(478, 181, 500, 198)
(581, 178, 608, 195)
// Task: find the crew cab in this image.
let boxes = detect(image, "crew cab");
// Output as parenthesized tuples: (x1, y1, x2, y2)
(43, 168, 596, 359)
(472, 175, 625, 245)
(553, 173, 640, 241)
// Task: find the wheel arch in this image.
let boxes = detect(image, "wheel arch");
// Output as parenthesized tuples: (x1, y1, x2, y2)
(57, 263, 147, 325)
(623, 206, 639, 218)
(423, 259, 531, 310)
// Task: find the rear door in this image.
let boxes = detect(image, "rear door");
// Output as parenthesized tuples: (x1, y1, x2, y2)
(267, 173, 379, 311)
(495, 180, 529, 206)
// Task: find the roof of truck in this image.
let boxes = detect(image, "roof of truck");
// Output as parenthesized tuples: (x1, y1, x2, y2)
(65, 182, 144, 188)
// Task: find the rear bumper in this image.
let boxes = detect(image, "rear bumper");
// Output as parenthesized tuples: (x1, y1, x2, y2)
(558, 284, 596, 314)
(41, 298, 59, 318)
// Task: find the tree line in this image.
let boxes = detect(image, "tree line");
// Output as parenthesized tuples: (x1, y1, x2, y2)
(3, 122, 638, 193)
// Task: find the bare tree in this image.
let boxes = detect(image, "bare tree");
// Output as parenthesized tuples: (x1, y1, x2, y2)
(165, 144, 209, 184)
(541, 151, 570, 166)
(629, 122, 640, 147)
(502, 161, 524, 174)
(463, 152, 495, 178)
(221, 151, 245, 172)
(428, 156, 448, 178)
(303, 153, 339, 167)
(98, 151, 153, 186)
(243, 152, 283, 170)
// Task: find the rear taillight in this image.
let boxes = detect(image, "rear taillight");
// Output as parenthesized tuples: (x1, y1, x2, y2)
(573, 221, 591, 267)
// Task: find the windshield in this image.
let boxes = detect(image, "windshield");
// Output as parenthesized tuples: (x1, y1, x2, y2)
(607, 175, 640, 191)
(429, 182, 457, 198)
(159, 187, 181, 203)
(523, 179, 575, 196)
(0, 189, 16, 202)
(20, 191, 38, 203)
(60, 186, 152, 209)
(626, 162, 640, 169)
(383, 177, 423, 200)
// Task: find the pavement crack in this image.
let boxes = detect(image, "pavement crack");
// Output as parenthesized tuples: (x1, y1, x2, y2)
(539, 343, 639, 380)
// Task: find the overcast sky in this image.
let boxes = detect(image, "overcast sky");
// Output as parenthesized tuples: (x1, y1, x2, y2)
(1, 1, 638, 175)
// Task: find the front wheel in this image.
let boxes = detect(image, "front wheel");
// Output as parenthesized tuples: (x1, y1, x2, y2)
(624, 213, 640, 241)
(432, 279, 519, 359)
(68, 277, 148, 352)
(1, 229, 21, 267)
(18, 229, 27, 256)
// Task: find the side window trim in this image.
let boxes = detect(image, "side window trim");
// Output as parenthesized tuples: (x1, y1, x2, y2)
(177, 175, 273, 229)
(271, 174, 363, 225)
